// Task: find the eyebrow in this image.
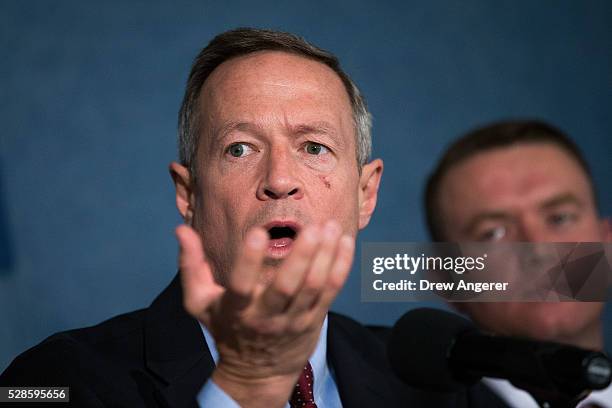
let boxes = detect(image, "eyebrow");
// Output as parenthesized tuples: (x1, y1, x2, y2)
(291, 121, 344, 147)
(215, 121, 262, 141)
(291, 121, 334, 135)
(214, 120, 344, 146)
(539, 192, 584, 211)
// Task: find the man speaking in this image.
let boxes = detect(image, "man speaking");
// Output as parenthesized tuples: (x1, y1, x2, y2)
(0, 28, 462, 407)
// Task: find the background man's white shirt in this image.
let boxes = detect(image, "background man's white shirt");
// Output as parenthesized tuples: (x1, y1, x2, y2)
(483, 377, 612, 408)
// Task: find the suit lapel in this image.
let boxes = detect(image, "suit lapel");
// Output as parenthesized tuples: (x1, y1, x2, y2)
(144, 279, 450, 407)
(144, 274, 215, 407)
(327, 313, 401, 408)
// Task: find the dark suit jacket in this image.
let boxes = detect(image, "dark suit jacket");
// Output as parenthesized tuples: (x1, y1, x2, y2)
(1, 274, 497, 407)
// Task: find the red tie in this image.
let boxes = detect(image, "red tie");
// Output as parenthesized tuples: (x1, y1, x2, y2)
(290, 362, 318, 408)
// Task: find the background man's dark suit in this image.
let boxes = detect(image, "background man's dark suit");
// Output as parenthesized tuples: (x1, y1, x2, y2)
(1, 275, 503, 407)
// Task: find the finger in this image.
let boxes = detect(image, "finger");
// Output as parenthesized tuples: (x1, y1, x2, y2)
(259, 225, 320, 314)
(176, 225, 205, 270)
(313, 234, 354, 314)
(176, 225, 223, 321)
(224, 227, 268, 310)
(287, 220, 341, 315)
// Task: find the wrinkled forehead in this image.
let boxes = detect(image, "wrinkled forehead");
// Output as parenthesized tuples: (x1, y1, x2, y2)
(196, 51, 355, 141)
(204, 51, 349, 97)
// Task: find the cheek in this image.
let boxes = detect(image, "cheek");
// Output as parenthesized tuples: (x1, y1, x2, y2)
(195, 183, 246, 242)
(311, 175, 360, 231)
(518, 303, 603, 338)
(571, 218, 606, 241)
(303, 151, 337, 173)
(318, 175, 331, 189)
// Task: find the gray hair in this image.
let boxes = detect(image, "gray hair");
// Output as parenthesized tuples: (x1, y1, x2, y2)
(177, 27, 372, 179)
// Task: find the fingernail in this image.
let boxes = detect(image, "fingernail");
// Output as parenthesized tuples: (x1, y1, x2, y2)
(340, 235, 354, 249)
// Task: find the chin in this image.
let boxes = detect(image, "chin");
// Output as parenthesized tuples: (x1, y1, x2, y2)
(465, 302, 604, 345)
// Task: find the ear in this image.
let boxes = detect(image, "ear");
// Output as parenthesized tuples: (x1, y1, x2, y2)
(169, 162, 196, 225)
(358, 159, 383, 230)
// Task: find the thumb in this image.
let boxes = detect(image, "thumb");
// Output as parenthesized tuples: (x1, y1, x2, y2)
(176, 225, 224, 321)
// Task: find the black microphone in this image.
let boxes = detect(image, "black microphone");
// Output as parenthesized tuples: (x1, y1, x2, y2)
(387, 308, 611, 399)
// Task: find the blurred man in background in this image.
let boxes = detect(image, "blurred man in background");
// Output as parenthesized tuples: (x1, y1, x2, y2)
(424, 119, 612, 407)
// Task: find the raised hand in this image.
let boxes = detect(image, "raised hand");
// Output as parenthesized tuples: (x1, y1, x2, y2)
(176, 220, 355, 407)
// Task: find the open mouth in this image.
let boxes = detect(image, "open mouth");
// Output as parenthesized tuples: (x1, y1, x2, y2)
(264, 223, 300, 258)
(268, 226, 297, 241)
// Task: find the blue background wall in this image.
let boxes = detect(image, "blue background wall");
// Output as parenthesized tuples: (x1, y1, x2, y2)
(1, 1, 611, 371)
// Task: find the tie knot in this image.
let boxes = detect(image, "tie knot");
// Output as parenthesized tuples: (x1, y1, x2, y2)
(290, 362, 317, 408)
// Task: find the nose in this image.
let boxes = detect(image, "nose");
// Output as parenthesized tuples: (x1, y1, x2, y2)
(516, 217, 559, 274)
(256, 147, 304, 200)
(516, 215, 548, 242)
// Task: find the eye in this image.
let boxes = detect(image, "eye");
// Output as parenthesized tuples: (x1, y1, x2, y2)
(304, 142, 330, 155)
(547, 212, 577, 227)
(478, 226, 507, 242)
(226, 143, 254, 158)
